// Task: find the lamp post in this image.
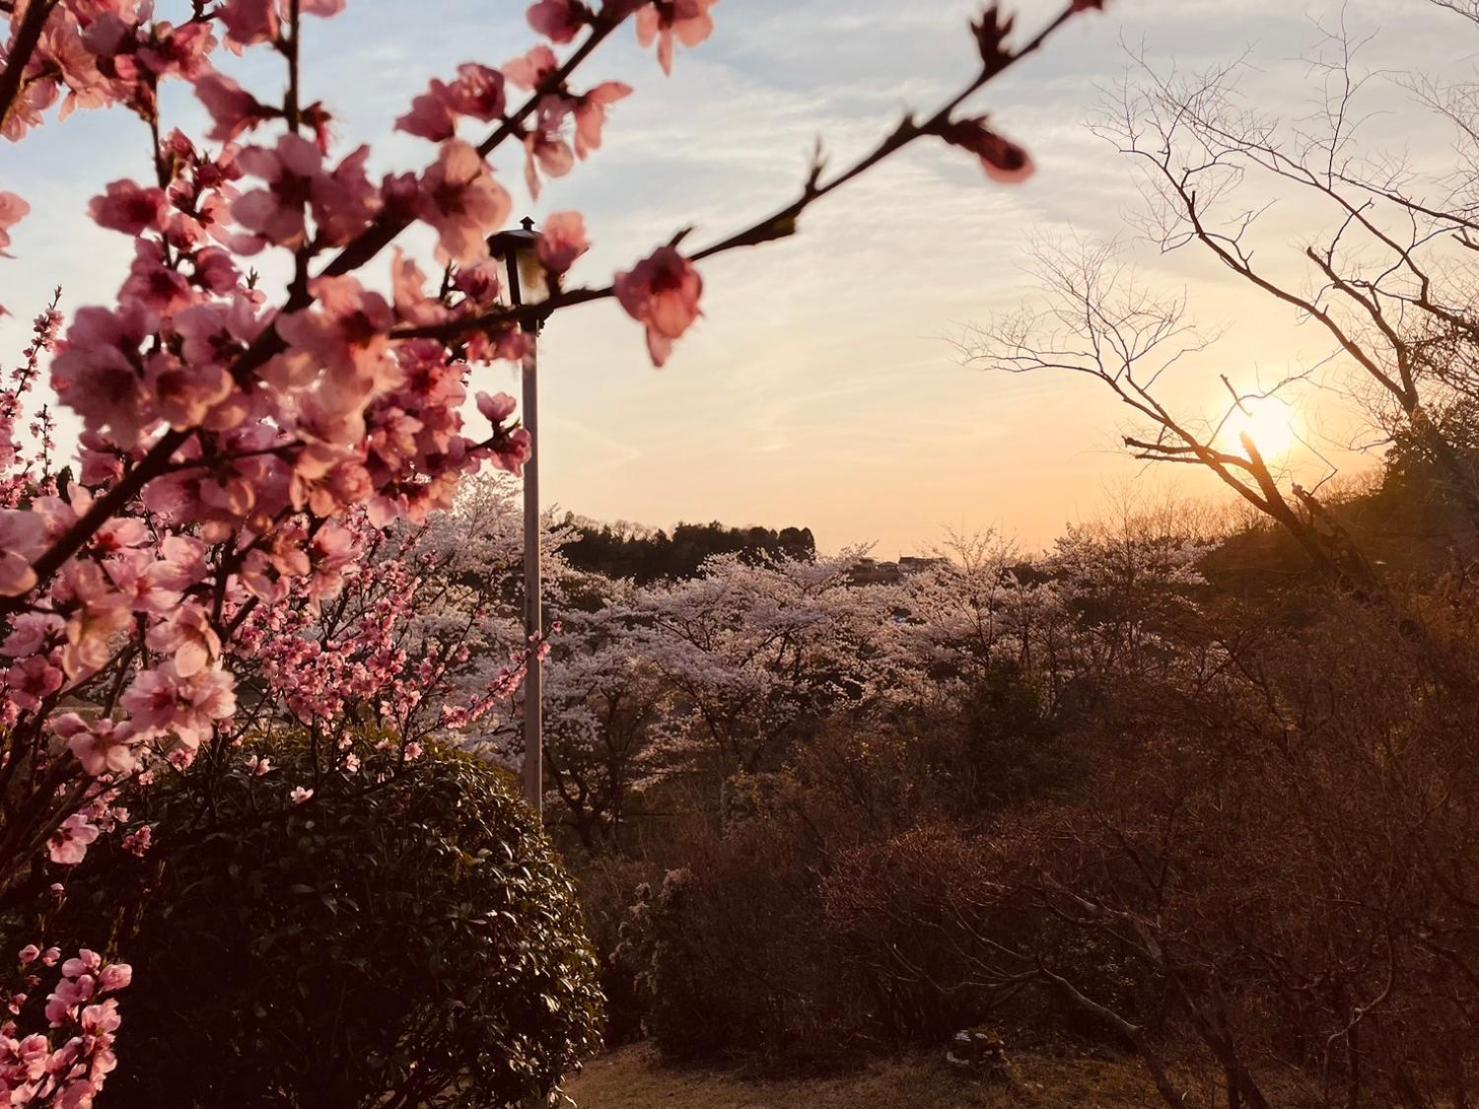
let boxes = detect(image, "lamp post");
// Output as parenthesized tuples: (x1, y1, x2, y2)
(490, 217, 548, 818)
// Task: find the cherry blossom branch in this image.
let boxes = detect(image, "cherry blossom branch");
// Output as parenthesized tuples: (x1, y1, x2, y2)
(320, 8, 624, 279)
(0, 7, 638, 613)
(396, 0, 1092, 345)
(0, 0, 59, 132)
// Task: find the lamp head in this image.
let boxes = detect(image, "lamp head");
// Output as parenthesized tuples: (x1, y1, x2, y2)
(488, 217, 550, 327)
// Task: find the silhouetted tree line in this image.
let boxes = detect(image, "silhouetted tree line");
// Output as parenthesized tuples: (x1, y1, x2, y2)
(559, 516, 816, 583)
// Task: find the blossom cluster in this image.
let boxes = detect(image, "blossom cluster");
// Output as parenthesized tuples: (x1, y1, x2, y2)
(0, 945, 132, 1108)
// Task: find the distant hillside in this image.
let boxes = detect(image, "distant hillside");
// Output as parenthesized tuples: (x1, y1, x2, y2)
(559, 516, 816, 583)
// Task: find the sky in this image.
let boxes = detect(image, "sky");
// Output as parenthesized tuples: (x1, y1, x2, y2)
(1, 0, 1474, 554)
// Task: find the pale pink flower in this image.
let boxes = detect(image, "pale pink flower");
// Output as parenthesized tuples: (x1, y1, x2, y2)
(397, 65, 506, 142)
(312, 144, 379, 246)
(88, 179, 168, 235)
(614, 245, 704, 366)
(218, 0, 279, 50)
(572, 81, 631, 158)
(504, 45, 559, 91)
(938, 118, 1034, 184)
(152, 536, 211, 592)
(62, 951, 101, 978)
(121, 238, 196, 317)
(193, 71, 275, 141)
(0, 191, 30, 258)
(391, 248, 451, 327)
(6, 655, 63, 711)
(48, 814, 100, 866)
(636, 0, 718, 74)
(58, 713, 141, 776)
(476, 391, 518, 424)
(146, 604, 222, 676)
(191, 247, 241, 294)
(0, 509, 46, 597)
(289, 786, 313, 804)
(276, 275, 400, 422)
(491, 427, 532, 476)
(98, 964, 132, 993)
(51, 305, 159, 449)
(232, 133, 327, 249)
(416, 140, 512, 265)
(121, 661, 237, 748)
(18, 945, 40, 966)
(395, 81, 457, 142)
(145, 350, 233, 430)
(123, 824, 154, 855)
(80, 999, 121, 1037)
(528, 0, 591, 43)
(58, 562, 133, 679)
(444, 63, 507, 120)
(536, 210, 588, 275)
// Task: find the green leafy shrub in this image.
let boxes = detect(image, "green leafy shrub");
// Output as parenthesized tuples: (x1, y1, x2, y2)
(56, 738, 603, 1108)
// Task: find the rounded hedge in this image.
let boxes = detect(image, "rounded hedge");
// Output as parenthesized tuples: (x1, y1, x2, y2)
(57, 738, 604, 1108)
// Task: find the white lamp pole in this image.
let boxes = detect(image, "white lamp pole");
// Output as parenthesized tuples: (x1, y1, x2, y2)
(492, 218, 546, 818)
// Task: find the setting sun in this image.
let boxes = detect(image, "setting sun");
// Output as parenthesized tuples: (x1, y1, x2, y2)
(1223, 396, 1298, 460)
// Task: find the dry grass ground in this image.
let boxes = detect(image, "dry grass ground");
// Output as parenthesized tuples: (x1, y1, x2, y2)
(565, 1044, 1191, 1109)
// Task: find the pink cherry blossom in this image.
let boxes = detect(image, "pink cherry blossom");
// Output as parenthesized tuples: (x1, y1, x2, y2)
(636, 0, 719, 74)
(193, 71, 276, 142)
(47, 814, 100, 866)
(289, 785, 313, 804)
(89, 179, 169, 236)
(444, 63, 508, 120)
(57, 561, 133, 679)
(80, 998, 121, 1037)
(0, 192, 30, 259)
(6, 654, 63, 711)
(572, 81, 631, 158)
(98, 964, 132, 993)
(122, 824, 154, 855)
(395, 80, 458, 142)
(477, 392, 518, 425)
(218, 0, 280, 51)
(938, 118, 1035, 184)
(523, 120, 575, 200)
(276, 275, 400, 426)
(391, 249, 451, 327)
(504, 45, 559, 91)
(120, 661, 237, 748)
(490, 427, 532, 476)
(146, 604, 223, 676)
(614, 245, 704, 366)
(51, 305, 159, 448)
(528, 0, 592, 44)
(57, 713, 141, 776)
(536, 211, 589, 275)
(0, 508, 46, 596)
(232, 133, 329, 249)
(416, 140, 512, 264)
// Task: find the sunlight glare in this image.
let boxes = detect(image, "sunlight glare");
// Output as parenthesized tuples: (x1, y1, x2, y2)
(1224, 396, 1298, 460)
